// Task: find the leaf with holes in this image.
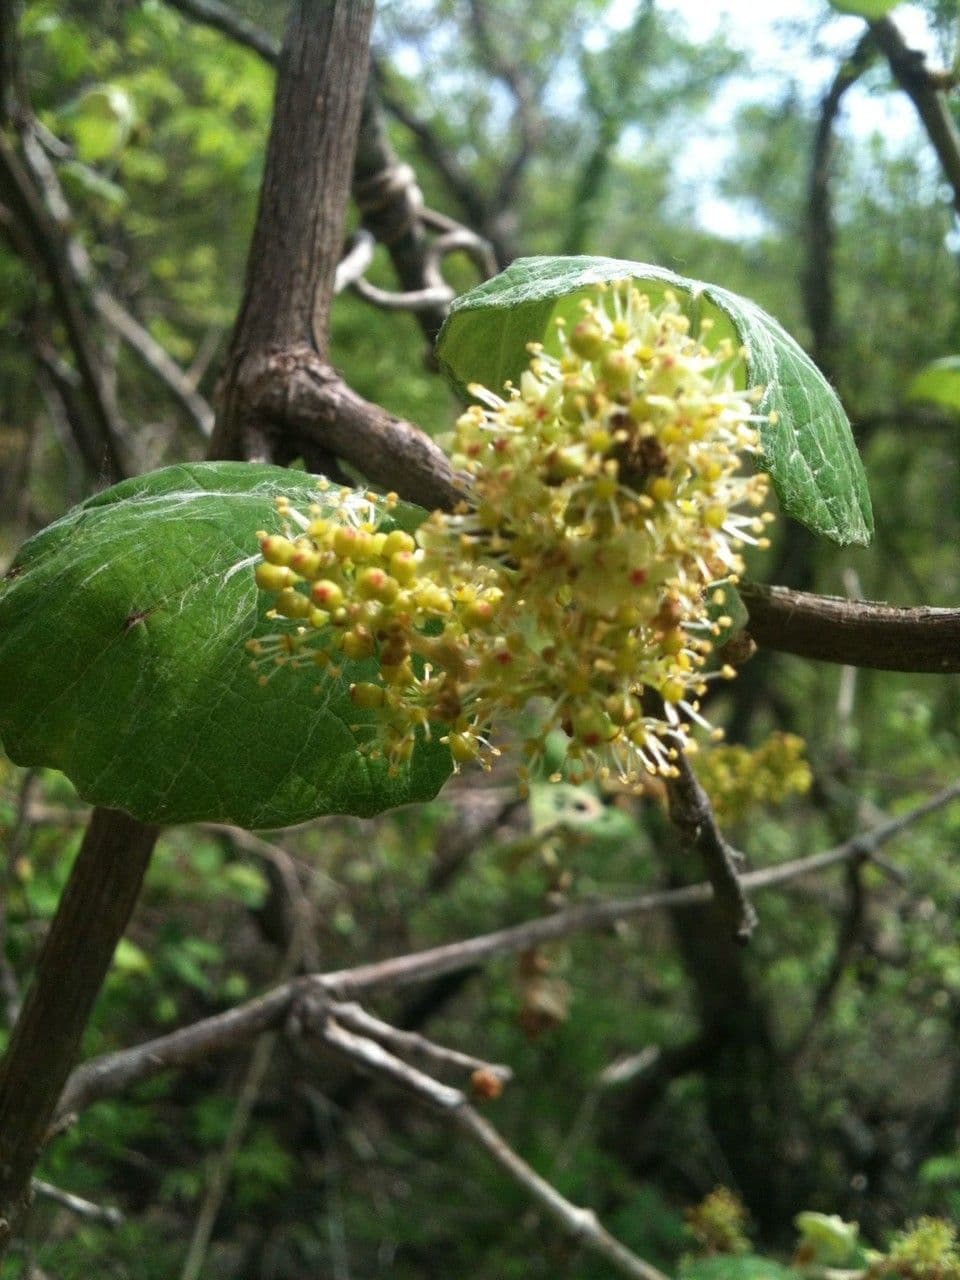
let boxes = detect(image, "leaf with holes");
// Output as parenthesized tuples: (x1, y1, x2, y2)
(0, 462, 452, 828)
(438, 256, 872, 546)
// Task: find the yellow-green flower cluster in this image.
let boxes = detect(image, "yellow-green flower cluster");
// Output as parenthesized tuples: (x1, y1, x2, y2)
(685, 1187, 752, 1256)
(874, 1218, 960, 1280)
(693, 732, 812, 825)
(249, 283, 773, 786)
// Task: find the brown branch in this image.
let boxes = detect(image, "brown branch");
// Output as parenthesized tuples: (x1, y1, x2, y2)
(210, 0, 376, 465)
(0, 132, 127, 482)
(53, 779, 960, 1126)
(0, 809, 158, 1245)
(157, 5, 479, 353)
(372, 61, 493, 243)
(239, 343, 465, 509)
(872, 17, 960, 219)
(665, 748, 757, 943)
(161, 0, 279, 64)
(465, 0, 540, 220)
(219, 1, 374, 362)
(804, 32, 876, 382)
(740, 581, 960, 672)
(0, 2, 370, 1253)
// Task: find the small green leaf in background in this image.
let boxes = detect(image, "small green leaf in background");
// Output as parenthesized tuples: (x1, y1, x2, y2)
(438, 256, 873, 547)
(794, 1212, 864, 1268)
(906, 355, 960, 417)
(827, 0, 900, 17)
(0, 463, 452, 828)
(62, 84, 138, 163)
(679, 1257, 795, 1280)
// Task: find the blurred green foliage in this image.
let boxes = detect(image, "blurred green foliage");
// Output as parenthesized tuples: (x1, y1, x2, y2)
(1, 0, 960, 1275)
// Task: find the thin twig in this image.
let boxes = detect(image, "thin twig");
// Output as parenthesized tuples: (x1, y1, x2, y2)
(16, 124, 212, 438)
(30, 1178, 123, 1228)
(53, 779, 960, 1124)
(788, 861, 866, 1066)
(872, 16, 960, 218)
(316, 1015, 666, 1280)
(333, 229, 376, 294)
(454, 1104, 666, 1280)
(318, 1017, 463, 1109)
(178, 828, 313, 1280)
(329, 1002, 513, 1084)
(804, 31, 876, 381)
(0, 132, 127, 480)
(161, 0, 279, 64)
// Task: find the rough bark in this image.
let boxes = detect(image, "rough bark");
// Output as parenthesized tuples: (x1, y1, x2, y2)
(0, 810, 158, 1244)
(0, 0, 377, 1249)
(210, 0, 374, 461)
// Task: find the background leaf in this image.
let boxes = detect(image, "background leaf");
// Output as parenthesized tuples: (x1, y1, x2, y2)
(679, 1257, 796, 1280)
(438, 256, 873, 546)
(906, 355, 960, 416)
(0, 462, 452, 828)
(827, 0, 900, 17)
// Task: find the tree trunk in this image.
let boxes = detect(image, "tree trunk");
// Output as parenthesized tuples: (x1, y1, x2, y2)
(0, 0, 375, 1249)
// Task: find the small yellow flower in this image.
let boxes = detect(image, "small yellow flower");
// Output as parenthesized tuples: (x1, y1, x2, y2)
(250, 284, 773, 786)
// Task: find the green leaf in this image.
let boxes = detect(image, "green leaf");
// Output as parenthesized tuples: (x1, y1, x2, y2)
(62, 85, 138, 163)
(680, 1256, 795, 1280)
(906, 356, 960, 416)
(705, 582, 748, 649)
(0, 462, 452, 828)
(827, 0, 899, 16)
(438, 256, 873, 546)
(794, 1212, 862, 1267)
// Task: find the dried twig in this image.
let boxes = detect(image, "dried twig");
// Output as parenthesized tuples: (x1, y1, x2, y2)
(30, 1178, 123, 1228)
(329, 1002, 513, 1084)
(312, 1012, 666, 1280)
(53, 779, 960, 1125)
